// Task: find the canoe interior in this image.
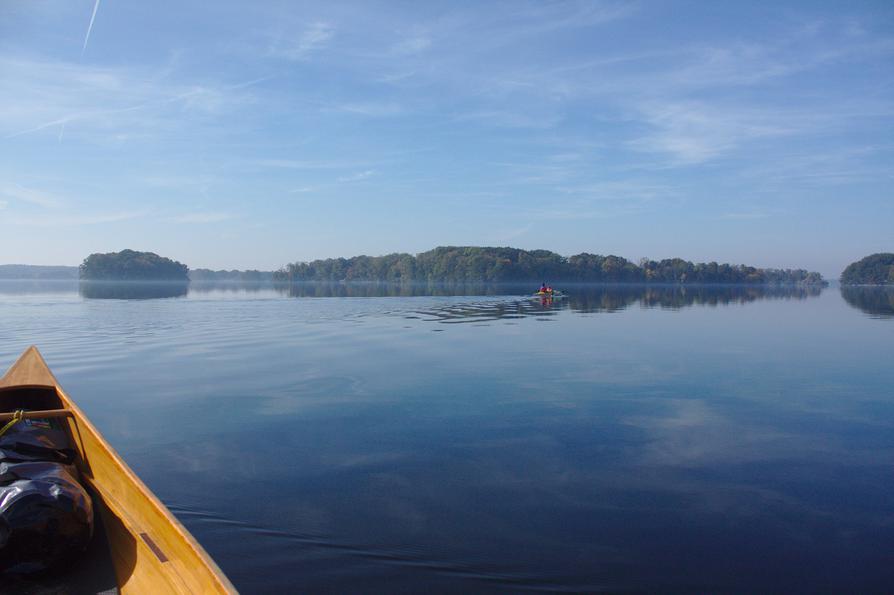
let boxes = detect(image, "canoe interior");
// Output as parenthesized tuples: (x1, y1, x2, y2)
(4, 493, 119, 594)
(0, 386, 63, 412)
(0, 347, 235, 594)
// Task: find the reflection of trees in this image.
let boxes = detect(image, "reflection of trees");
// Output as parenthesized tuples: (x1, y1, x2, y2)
(317, 283, 826, 323)
(569, 284, 823, 313)
(188, 281, 269, 293)
(3, 280, 830, 309)
(280, 282, 825, 310)
(283, 282, 536, 298)
(840, 286, 894, 318)
(79, 281, 188, 300)
(0, 280, 78, 295)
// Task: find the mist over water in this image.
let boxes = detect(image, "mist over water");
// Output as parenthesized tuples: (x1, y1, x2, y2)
(1, 281, 892, 593)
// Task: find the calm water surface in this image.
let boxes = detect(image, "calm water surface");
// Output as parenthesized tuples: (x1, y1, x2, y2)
(1, 281, 892, 593)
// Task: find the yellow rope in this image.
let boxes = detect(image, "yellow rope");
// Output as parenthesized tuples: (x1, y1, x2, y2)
(0, 409, 25, 439)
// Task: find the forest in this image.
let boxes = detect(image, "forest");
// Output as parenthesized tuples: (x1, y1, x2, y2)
(274, 246, 827, 285)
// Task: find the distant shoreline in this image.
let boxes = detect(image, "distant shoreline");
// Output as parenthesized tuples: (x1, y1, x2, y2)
(0, 264, 79, 280)
(0, 265, 277, 282)
(275, 246, 828, 286)
(0, 278, 839, 288)
(1, 243, 844, 286)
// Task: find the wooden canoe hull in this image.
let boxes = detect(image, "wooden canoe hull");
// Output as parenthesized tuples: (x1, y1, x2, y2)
(0, 346, 236, 594)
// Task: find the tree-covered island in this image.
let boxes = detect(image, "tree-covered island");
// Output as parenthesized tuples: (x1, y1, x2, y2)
(274, 246, 827, 285)
(79, 249, 189, 281)
(840, 253, 894, 285)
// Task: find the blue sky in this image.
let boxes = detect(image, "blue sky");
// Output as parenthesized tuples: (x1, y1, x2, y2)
(1, 1, 891, 276)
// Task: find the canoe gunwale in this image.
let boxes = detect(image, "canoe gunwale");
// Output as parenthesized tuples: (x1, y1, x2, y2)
(58, 385, 236, 592)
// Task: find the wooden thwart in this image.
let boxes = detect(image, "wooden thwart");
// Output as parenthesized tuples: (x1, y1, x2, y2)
(0, 408, 74, 422)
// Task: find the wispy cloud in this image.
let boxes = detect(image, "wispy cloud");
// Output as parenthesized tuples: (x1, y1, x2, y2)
(376, 70, 417, 84)
(634, 34, 894, 96)
(328, 102, 403, 117)
(1, 56, 260, 140)
(454, 110, 560, 129)
(473, 19, 894, 103)
(490, 222, 533, 243)
(392, 35, 431, 55)
(337, 169, 376, 183)
(362, 15, 894, 170)
(556, 180, 678, 202)
(138, 173, 220, 189)
(170, 212, 236, 224)
(299, 22, 334, 54)
(548, 152, 582, 163)
(9, 210, 148, 227)
(0, 184, 63, 208)
(269, 22, 334, 60)
(628, 102, 796, 165)
(733, 144, 894, 188)
(519, 201, 649, 221)
(255, 158, 365, 170)
(470, 1, 638, 50)
(719, 212, 774, 220)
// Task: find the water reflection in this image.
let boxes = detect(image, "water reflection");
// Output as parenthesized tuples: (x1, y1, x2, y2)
(410, 298, 560, 324)
(284, 282, 822, 303)
(0, 280, 826, 309)
(840, 286, 894, 318)
(409, 284, 825, 323)
(3, 276, 892, 593)
(573, 283, 822, 312)
(188, 281, 275, 294)
(283, 282, 533, 298)
(78, 281, 189, 300)
(0, 279, 78, 295)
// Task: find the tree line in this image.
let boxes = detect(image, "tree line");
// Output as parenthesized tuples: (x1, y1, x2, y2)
(274, 246, 827, 285)
(0, 265, 78, 279)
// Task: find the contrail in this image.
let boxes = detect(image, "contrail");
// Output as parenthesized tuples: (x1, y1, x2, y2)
(5, 116, 75, 139)
(81, 0, 101, 56)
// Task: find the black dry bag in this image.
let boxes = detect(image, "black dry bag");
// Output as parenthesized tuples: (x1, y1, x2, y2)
(0, 415, 93, 574)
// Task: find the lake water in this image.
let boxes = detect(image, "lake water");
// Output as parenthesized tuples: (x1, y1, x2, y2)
(1, 281, 892, 593)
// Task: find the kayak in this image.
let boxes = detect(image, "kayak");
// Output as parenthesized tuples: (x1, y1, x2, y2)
(532, 291, 565, 299)
(0, 346, 236, 594)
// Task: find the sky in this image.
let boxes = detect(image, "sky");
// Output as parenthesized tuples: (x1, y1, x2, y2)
(0, 1, 892, 276)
